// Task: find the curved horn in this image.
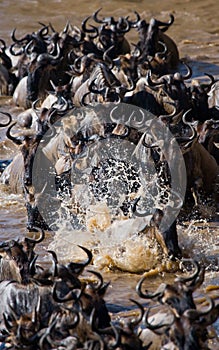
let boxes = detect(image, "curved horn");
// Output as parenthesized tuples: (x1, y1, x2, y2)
(38, 318, 57, 349)
(126, 11, 141, 27)
(73, 55, 87, 75)
(181, 61, 192, 80)
(142, 134, 159, 148)
(36, 42, 61, 62)
(97, 323, 121, 349)
(38, 21, 51, 32)
(24, 39, 35, 56)
(11, 28, 30, 43)
(176, 109, 197, 147)
(6, 122, 23, 145)
(67, 49, 77, 65)
(129, 299, 145, 326)
(159, 104, 178, 124)
(131, 196, 150, 217)
(93, 8, 107, 24)
(109, 105, 120, 124)
(67, 245, 93, 274)
(32, 98, 43, 113)
(52, 282, 81, 303)
(155, 40, 168, 60)
(182, 108, 195, 127)
(48, 22, 56, 33)
(116, 77, 136, 98)
(88, 79, 105, 94)
(47, 108, 58, 126)
(37, 24, 49, 38)
(81, 16, 98, 35)
(108, 324, 121, 349)
(175, 259, 201, 284)
(9, 42, 24, 56)
(0, 111, 12, 127)
(86, 270, 103, 290)
(146, 70, 165, 88)
(90, 309, 121, 349)
(25, 227, 45, 244)
(78, 245, 93, 266)
(136, 275, 166, 299)
(81, 91, 91, 107)
(10, 42, 24, 56)
(47, 250, 58, 277)
(103, 45, 114, 69)
(183, 297, 215, 320)
(131, 42, 143, 58)
(125, 76, 136, 92)
(52, 96, 69, 115)
(63, 21, 70, 34)
(204, 73, 216, 91)
(204, 73, 215, 85)
(155, 14, 174, 32)
(143, 307, 174, 331)
(29, 254, 39, 276)
(42, 111, 56, 138)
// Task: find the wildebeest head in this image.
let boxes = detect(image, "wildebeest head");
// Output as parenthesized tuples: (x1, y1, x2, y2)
(136, 259, 205, 317)
(135, 13, 179, 71)
(77, 270, 111, 329)
(81, 9, 131, 57)
(0, 38, 12, 70)
(169, 296, 219, 350)
(0, 227, 45, 283)
(6, 114, 48, 187)
(189, 74, 215, 123)
(5, 109, 57, 230)
(26, 47, 61, 105)
(145, 63, 192, 114)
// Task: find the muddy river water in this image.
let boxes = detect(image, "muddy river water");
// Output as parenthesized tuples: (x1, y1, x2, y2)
(0, 0, 219, 343)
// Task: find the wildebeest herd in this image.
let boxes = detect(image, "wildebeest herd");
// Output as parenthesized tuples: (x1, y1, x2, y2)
(0, 8, 218, 349)
(0, 227, 218, 349)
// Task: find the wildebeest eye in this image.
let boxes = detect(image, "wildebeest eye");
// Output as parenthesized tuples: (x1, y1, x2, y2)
(71, 140, 80, 147)
(166, 296, 180, 307)
(159, 90, 166, 97)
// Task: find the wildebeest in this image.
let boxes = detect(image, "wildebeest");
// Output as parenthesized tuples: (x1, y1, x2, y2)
(0, 9, 218, 271)
(137, 259, 219, 350)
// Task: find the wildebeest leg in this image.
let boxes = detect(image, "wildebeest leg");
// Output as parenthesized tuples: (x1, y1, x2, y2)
(161, 219, 182, 259)
(151, 209, 182, 259)
(24, 150, 58, 231)
(25, 190, 51, 231)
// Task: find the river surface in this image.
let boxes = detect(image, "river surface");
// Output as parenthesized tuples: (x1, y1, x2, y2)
(0, 0, 219, 342)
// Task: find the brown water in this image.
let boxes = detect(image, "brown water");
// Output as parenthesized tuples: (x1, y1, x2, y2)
(0, 0, 219, 339)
